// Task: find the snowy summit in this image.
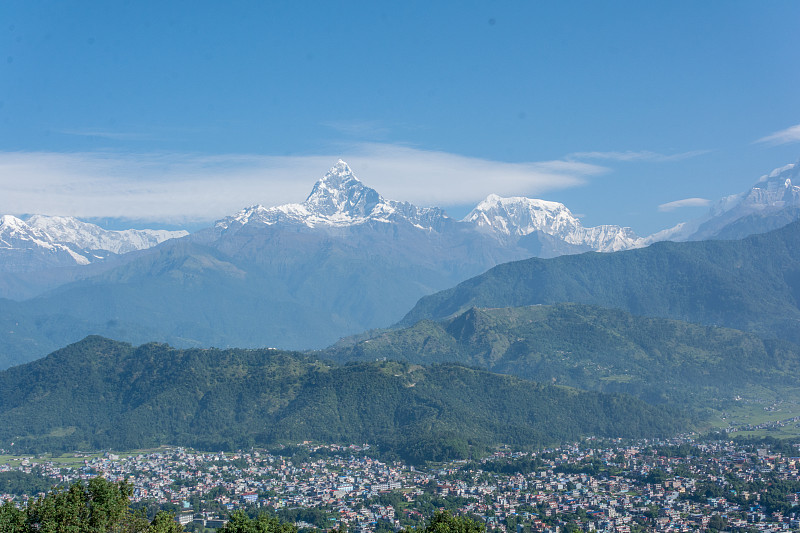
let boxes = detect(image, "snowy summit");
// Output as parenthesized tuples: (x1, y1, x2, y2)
(214, 160, 647, 254)
(216, 160, 448, 231)
(463, 194, 644, 252)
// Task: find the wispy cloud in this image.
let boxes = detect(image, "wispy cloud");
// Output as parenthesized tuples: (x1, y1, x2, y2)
(755, 123, 800, 145)
(321, 120, 392, 138)
(568, 150, 709, 162)
(57, 128, 159, 141)
(0, 144, 607, 224)
(658, 197, 710, 212)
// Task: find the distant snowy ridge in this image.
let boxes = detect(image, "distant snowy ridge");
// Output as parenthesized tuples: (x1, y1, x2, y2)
(216, 160, 449, 232)
(0, 214, 90, 266)
(25, 215, 188, 255)
(216, 160, 645, 253)
(0, 214, 188, 270)
(463, 194, 644, 252)
(652, 161, 800, 242)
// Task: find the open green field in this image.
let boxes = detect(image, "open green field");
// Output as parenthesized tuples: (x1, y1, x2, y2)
(706, 399, 800, 438)
(0, 447, 180, 467)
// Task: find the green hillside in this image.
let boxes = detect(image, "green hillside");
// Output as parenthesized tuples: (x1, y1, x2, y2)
(0, 336, 686, 462)
(325, 303, 800, 407)
(401, 220, 800, 345)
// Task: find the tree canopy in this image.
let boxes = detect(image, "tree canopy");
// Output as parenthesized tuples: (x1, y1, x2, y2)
(0, 477, 182, 533)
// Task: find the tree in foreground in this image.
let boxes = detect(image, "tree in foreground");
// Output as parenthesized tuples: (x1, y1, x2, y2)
(0, 477, 182, 533)
(219, 510, 297, 533)
(406, 511, 485, 533)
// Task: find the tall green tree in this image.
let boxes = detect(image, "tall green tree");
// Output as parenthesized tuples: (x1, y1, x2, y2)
(219, 510, 297, 533)
(406, 511, 485, 533)
(1, 477, 183, 533)
(0, 501, 26, 533)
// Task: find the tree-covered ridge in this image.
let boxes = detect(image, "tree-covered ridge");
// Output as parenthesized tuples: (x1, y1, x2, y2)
(324, 303, 800, 406)
(0, 336, 687, 462)
(401, 219, 800, 345)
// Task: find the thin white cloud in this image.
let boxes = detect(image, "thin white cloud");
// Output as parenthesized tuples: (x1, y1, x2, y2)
(58, 129, 158, 141)
(321, 120, 391, 138)
(568, 150, 709, 162)
(0, 144, 607, 225)
(658, 197, 711, 212)
(755, 123, 800, 145)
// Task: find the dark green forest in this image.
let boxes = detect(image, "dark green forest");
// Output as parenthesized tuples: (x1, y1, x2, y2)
(0, 336, 686, 462)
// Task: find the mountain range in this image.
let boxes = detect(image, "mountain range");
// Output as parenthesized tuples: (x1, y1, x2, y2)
(0, 214, 187, 300)
(1, 159, 799, 369)
(2, 159, 800, 460)
(653, 161, 800, 242)
(0, 161, 649, 367)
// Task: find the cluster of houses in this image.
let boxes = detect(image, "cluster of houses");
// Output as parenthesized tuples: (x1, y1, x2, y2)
(3, 438, 800, 531)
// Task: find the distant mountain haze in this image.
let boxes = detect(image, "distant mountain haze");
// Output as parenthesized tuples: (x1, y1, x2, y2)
(0, 161, 649, 368)
(402, 219, 800, 347)
(1, 159, 799, 368)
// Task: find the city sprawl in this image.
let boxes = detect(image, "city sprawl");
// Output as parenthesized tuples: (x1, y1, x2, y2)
(5, 437, 800, 532)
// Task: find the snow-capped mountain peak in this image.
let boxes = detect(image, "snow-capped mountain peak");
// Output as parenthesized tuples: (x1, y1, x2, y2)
(466, 194, 580, 236)
(304, 160, 384, 219)
(0, 215, 52, 247)
(216, 162, 648, 253)
(708, 162, 800, 218)
(217, 161, 448, 231)
(0, 213, 189, 276)
(0, 215, 91, 267)
(463, 194, 644, 252)
(748, 163, 800, 204)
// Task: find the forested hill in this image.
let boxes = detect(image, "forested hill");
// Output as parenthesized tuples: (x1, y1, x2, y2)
(0, 336, 686, 462)
(401, 220, 800, 344)
(324, 304, 800, 407)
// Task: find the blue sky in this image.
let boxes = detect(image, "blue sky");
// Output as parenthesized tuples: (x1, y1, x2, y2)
(2, 1, 800, 235)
